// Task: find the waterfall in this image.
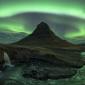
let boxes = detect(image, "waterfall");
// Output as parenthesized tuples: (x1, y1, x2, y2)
(4, 52, 14, 67)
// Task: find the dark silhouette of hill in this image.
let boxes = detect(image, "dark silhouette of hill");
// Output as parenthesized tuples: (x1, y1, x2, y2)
(15, 22, 75, 47)
(0, 32, 27, 44)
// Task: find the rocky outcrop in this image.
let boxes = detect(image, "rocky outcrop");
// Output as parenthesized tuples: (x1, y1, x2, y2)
(22, 58, 77, 80)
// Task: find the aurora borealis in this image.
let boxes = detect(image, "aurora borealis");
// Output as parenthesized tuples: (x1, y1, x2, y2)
(0, 0, 85, 18)
(0, 0, 85, 44)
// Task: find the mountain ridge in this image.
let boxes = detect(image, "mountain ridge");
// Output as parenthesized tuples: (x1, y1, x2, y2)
(0, 32, 27, 44)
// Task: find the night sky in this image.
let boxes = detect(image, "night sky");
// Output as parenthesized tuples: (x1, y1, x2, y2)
(0, 0, 85, 44)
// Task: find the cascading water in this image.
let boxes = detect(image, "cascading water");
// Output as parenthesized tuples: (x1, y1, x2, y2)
(4, 52, 14, 67)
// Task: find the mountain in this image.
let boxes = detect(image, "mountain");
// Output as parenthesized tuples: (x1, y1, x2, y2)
(16, 22, 75, 47)
(0, 32, 27, 44)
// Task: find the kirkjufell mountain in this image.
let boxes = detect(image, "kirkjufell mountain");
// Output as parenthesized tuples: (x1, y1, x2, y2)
(16, 22, 75, 47)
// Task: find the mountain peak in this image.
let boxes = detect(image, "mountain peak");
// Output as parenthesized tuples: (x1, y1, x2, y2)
(37, 22, 49, 29)
(32, 22, 55, 38)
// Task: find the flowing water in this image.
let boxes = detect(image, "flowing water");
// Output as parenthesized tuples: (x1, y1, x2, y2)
(3, 52, 14, 67)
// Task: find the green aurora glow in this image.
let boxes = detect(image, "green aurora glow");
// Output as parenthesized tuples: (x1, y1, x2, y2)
(0, 0, 84, 18)
(65, 24, 85, 39)
(0, 20, 31, 33)
(0, 0, 85, 43)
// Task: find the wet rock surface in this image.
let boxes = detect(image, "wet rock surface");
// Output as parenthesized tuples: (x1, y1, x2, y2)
(22, 59, 77, 80)
(0, 62, 85, 85)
